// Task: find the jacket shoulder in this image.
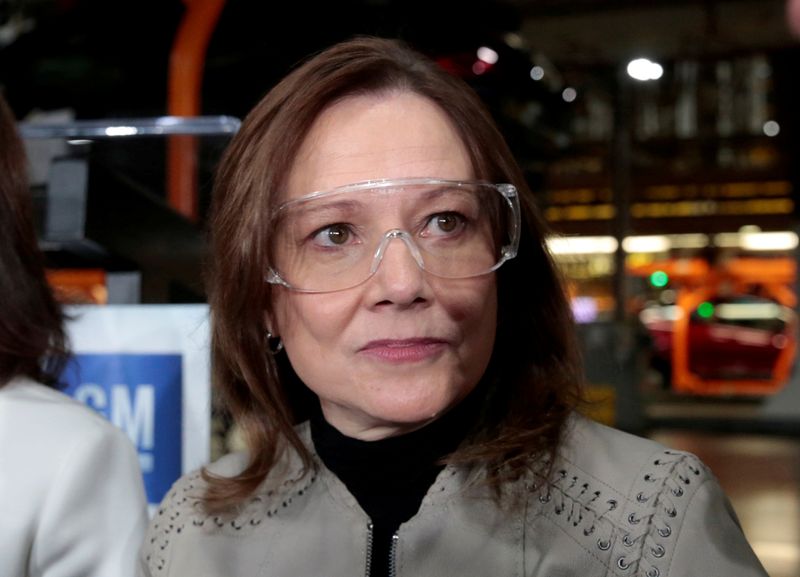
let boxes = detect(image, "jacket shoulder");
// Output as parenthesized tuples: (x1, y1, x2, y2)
(0, 378, 125, 441)
(525, 415, 766, 577)
(140, 449, 318, 576)
(560, 415, 674, 477)
(140, 451, 249, 574)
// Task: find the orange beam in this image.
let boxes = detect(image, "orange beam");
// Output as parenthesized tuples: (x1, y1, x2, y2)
(671, 284, 795, 396)
(626, 258, 710, 287)
(167, 0, 226, 221)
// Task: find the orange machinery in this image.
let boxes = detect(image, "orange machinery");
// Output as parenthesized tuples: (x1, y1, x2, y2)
(46, 269, 108, 304)
(629, 257, 797, 395)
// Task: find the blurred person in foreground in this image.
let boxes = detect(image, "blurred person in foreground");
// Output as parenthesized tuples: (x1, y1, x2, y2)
(0, 92, 148, 577)
(140, 37, 767, 577)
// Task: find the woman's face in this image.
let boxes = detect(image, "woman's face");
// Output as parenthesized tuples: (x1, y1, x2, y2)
(271, 91, 497, 440)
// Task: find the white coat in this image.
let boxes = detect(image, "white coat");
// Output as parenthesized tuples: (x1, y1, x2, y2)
(0, 377, 148, 577)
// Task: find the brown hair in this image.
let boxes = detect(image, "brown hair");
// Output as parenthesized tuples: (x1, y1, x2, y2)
(0, 93, 69, 387)
(206, 37, 582, 510)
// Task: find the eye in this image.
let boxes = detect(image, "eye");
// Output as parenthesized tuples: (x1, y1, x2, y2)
(423, 212, 466, 237)
(311, 223, 353, 247)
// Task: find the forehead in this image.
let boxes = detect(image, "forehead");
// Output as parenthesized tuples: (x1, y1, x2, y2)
(283, 92, 473, 203)
(280, 181, 483, 219)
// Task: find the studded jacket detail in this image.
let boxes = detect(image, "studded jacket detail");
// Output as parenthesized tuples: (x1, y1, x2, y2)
(140, 415, 767, 577)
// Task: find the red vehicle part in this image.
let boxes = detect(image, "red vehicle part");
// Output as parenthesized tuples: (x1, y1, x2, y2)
(634, 258, 797, 395)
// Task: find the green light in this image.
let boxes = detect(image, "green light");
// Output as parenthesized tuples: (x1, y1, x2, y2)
(697, 301, 715, 319)
(650, 270, 669, 288)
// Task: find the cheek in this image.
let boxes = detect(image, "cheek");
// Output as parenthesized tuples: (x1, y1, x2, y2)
(435, 276, 498, 332)
(273, 290, 360, 348)
(470, 285, 498, 358)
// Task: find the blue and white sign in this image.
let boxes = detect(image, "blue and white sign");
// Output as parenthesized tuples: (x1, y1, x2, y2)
(62, 305, 211, 508)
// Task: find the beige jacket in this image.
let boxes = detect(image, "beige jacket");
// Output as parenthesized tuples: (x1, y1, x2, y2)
(0, 378, 148, 577)
(140, 415, 767, 577)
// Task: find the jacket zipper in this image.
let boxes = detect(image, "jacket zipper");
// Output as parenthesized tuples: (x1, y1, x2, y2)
(364, 525, 400, 577)
(388, 533, 399, 577)
(365, 523, 374, 577)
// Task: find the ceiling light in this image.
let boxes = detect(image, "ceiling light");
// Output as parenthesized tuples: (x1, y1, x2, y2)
(104, 126, 138, 136)
(472, 60, 489, 75)
(668, 234, 709, 249)
(477, 46, 499, 65)
(740, 231, 798, 251)
(763, 120, 780, 137)
(622, 235, 671, 253)
(503, 32, 524, 50)
(627, 58, 664, 81)
(547, 236, 618, 255)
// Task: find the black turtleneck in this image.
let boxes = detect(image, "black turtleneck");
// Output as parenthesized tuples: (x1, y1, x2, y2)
(310, 391, 481, 577)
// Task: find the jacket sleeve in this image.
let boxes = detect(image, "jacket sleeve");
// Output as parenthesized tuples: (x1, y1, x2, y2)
(30, 420, 148, 577)
(666, 476, 768, 577)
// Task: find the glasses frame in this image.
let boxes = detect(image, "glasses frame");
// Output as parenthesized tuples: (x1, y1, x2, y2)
(265, 177, 521, 293)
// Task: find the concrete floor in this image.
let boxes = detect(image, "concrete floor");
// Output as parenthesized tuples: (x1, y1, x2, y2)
(649, 430, 800, 577)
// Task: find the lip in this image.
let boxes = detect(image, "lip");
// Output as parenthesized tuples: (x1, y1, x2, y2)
(358, 338, 448, 363)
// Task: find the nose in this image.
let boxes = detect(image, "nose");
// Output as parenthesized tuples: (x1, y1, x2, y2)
(368, 230, 427, 304)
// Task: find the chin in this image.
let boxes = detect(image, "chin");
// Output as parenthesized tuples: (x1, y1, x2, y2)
(364, 383, 468, 428)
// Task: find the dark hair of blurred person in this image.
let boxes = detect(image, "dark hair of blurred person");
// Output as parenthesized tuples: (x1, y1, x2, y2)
(0, 93, 68, 388)
(0, 91, 148, 577)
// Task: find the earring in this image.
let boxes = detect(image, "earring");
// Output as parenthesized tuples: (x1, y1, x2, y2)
(266, 331, 284, 354)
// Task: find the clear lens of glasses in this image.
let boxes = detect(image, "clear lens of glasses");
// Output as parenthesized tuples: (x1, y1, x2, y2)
(266, 178, 520, 293)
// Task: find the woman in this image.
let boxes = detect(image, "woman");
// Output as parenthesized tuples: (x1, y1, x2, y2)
(0, 93, 148, 577)
(141, 38, 767, 577)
